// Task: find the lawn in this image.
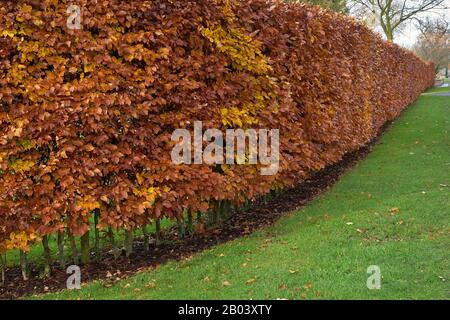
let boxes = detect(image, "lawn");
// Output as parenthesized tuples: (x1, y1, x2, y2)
(422, 86, 450, 95)
(30, 87, 450, 299)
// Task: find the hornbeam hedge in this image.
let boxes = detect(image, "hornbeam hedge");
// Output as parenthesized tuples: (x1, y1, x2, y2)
(0, 0, 434, 279)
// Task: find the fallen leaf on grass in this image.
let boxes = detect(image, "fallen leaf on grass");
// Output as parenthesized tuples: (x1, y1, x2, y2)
(304, 283, 313, 290)
(245, 277, 257, 285)
(279, 283, 287, 290)
(222, 281, 231, 287)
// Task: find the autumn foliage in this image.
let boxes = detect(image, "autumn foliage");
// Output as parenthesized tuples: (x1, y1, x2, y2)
(0, 0, 434, 259)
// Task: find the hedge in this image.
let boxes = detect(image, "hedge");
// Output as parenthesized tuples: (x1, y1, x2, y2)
(0, 0, 434, 276)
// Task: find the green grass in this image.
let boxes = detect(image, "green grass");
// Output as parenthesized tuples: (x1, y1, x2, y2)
(31, 87, 450, 300)
(422, 86, 450, 94)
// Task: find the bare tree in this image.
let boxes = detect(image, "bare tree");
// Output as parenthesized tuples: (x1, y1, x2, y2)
(349, 0, 446, 41)
(285, 0, 349, 13)
(416, 15, 449, 35)
(413, 16, 450, 74)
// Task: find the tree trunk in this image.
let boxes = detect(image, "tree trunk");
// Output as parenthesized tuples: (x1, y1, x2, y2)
(42, 235, 52, 276)
(380, 14, 394, 42)
(243, 199, 250, 211)
(209, 204, 220, 226)
(155, 219, 161, 246)
(19, 250, 28, 281)
(0, 254, 5, 286)
(384, 16, 394, 41)
(57, 231, 65, 268)
(177, 217, 185, 239)
(142, 225, 149, 252)
(108, 227, 120, 259)
(69, 233, 79, 264)
(80, 231, 90, 264)
(186, 212, 193, 235)
(93, 210, 100, 259)
(386, 30, 394, 41)
(124, 229, 133, 257)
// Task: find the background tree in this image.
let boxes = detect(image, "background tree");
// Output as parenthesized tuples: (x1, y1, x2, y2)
(286, 0, 349, 13)
(348, 0, 445, 40)
(413, 16, 450, 74)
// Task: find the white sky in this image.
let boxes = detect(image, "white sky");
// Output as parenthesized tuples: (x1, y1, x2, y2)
(393, 0, 450, 48)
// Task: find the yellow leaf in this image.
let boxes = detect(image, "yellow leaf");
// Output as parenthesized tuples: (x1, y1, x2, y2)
(9, 159, 35, 173)
(20, 4, 33, 12)
(0, 30, 16, 38)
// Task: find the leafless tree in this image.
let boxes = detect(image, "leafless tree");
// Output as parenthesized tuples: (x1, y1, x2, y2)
(413, 16, 450, 73)
(284, 0, 349, 13)
(348, 0, 446, 41)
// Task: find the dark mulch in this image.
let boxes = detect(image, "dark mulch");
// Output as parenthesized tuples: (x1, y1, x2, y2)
(0, 122, 392, 299)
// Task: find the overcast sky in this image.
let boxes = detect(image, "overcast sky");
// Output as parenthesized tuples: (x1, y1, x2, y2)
(393, 0, 450, 48)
